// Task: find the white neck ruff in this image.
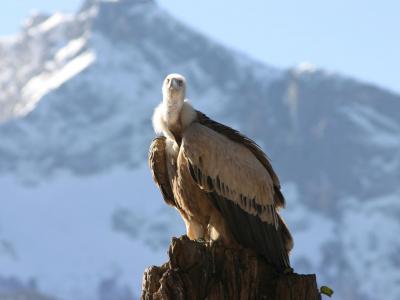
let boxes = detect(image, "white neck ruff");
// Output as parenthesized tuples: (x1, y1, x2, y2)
(152, 99, 197, 141)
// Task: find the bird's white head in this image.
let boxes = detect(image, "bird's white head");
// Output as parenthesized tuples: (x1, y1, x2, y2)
(162, 73, 186, 107)
(153, 73, 196, 137)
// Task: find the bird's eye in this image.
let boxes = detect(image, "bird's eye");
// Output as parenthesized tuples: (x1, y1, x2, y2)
(177, 80, 183, 86)
(166, 79, 170, 83)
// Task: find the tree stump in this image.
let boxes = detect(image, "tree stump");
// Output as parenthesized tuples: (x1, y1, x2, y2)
(141, 236, 321, 300)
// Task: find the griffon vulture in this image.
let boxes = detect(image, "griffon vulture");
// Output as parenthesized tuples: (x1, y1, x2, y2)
(149, 73, 293, 272)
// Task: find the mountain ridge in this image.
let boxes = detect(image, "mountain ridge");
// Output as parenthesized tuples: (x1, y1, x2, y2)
(1, 1, 399, 299)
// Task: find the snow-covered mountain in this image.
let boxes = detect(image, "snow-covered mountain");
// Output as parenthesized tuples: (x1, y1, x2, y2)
(1, 0, 399, 299)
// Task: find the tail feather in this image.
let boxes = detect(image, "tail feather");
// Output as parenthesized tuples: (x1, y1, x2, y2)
(279, 214, 293, 254)
(274, 187, 286, 208)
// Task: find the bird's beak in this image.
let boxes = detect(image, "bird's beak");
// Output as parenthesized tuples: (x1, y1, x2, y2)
(169, 79, 179, 90)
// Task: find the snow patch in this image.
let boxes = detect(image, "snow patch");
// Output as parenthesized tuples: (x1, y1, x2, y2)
(340, 194, 400, 299)
(341, 105, 400, 147)
(37, 13, 67, 33)
(19, 51, 96, 116)
(0, 164, 182, 300)
(55, 37, 87, 63)
(294, 62, 317, 75)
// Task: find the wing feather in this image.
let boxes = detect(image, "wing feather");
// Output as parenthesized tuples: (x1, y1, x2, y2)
(182, 122, 276, 225)
(197, 110, 286, 208)
(148, 137, 175, 207)
(181, 122, 291, 272)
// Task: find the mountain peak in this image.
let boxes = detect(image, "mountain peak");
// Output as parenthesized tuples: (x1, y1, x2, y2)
(22, 10, 51, 29)
(79, 0, 155, 11)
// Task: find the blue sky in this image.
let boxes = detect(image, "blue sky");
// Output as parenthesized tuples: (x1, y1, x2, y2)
(1, 0, 399, 93)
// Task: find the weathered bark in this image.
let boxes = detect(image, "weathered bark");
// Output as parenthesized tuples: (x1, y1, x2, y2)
(141, 236, 321, 300)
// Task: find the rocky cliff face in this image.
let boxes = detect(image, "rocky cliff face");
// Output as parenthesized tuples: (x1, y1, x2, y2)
(0, 0, 399, 299)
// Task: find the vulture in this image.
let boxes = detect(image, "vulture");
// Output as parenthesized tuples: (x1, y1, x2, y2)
(149, 73, 293, 273)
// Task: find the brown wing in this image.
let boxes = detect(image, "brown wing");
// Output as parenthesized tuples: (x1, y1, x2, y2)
(181, 123, 291, 272)
(196, 111, 292, 253)
(197, 110, 286, 208)
(148, 136, 175, 207)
